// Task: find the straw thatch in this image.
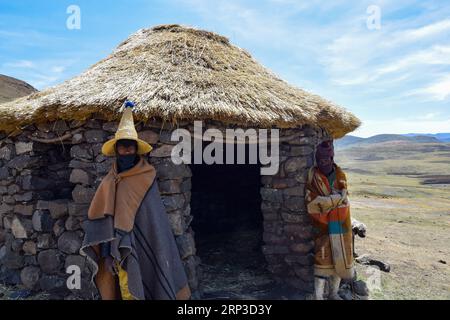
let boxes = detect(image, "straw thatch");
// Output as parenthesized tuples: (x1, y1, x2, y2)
(0, 24, 360, 138)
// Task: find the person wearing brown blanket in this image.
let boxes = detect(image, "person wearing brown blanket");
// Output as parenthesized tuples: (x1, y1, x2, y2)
(80, 101, 191, 300)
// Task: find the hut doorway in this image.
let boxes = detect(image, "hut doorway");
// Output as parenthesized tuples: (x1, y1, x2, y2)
(190, 141, 274, 299)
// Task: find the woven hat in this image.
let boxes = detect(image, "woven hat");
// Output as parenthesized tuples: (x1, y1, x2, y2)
(101, 101, 152, 156)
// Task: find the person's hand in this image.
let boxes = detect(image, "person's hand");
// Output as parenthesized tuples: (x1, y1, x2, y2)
(329, 194, 343, 208)
(103, 256, 118, 274)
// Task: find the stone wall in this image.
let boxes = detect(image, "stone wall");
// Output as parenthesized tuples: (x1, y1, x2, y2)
(0, 119, 200, 299)
(260, 125, 331, 292)
(0, 118, 329, 299)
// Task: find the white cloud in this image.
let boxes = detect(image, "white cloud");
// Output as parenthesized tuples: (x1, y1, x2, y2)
(4, 60, 35, 68)
(415, 75, 450, 101)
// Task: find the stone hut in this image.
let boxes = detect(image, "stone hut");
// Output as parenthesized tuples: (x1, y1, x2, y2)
(0, 24, 360, 299)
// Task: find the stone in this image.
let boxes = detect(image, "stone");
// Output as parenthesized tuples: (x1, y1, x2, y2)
(70, 145, 93, 161)
(32, 210, 54, 232)
(182, 255, 200, 291)
(2, 249, 24, 269)
(91, 143, 103, 157)
(156, 159, 192, 180)
(15, 142, 33, 155)
(283, 186, 305, 197)
(289, 241, 314, 254)
(95, 160, 113, 175)
(19, 175, 54, 191)
(0, 145, 14, 161)
(102, 122, 119, 132)
(65, 216, 81, 231)
(167, 212, 184, 236)
(53, 219, 66, 237)
(159, 179, 182, 194)
(284, 157, 309, 173)
(284, 224, 313, 239)
(58, 231, 81, 254)
(20, 266, 41, 289)
(263, 232, 287, 245)
(283, 196, 305, 212)
(3, 216, 13, 230)
(175, 233, 196, 259)
(11, 217, 32, 239)
(0, 245, 6, 260)
(0, 266, 21, 285)
(260, 188, 283, 203)
(138, 130, 159, 144)
(23, 255, 37, 266)
(72, 185, 95, 204)
(22, 241, 37, 255)
(85, 130, 107, 143)
(161, 194, 186, 212)
(14, 192, 34, 202)
(37, 234, 56, 249)
(353, 280, 369, 296)
(11, 239, 23, 252)
(7, 183, 20, 195)
(7, 154, 40, 171)
(69, 169, 92, 185)
(262, 245, 289, 255)
(0, 203, 13, 214)
(150, 144, 174, 157)
(85, 119, 101, 129)
(68, 202, 89, 217)
(39, 275, 66, 293)
(47, 200, 69, 219)
(288, 136, 314, 145)
(14, 204, 34, 216)
(0, 167, 9, 180)
(0, 185, 8, 195)
(38, 249, 62, 274)
(71, 133, 84, 144)
(272, 177, 298, 189)
(69, 159, 95, 170)
(290, 146, 314, 156)
(281, 212, 309, 223)
(3, 195, 15, 205)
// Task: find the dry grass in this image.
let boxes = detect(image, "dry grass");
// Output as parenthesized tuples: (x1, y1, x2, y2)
(0, 24, 360, 138)
(336, 142, 450, 300)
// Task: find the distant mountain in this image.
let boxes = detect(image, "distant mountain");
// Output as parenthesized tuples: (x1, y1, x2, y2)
(0, 74, 37, 103)
(336, 134, 441, 149)
(403, 133, 450, 143)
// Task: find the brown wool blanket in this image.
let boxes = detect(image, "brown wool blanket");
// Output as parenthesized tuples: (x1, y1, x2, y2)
(80, 157, 191, 300)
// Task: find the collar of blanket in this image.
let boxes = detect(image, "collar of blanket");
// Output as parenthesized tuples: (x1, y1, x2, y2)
(87, 155, 157, 231)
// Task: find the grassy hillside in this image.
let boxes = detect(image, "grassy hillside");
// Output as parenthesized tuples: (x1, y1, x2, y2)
(336, 134, 442, 149)
(0, 74, 36, 103)
(335, 141, 450, 299)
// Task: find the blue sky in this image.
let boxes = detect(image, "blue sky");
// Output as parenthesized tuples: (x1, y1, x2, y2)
(0, 0, 449, 137)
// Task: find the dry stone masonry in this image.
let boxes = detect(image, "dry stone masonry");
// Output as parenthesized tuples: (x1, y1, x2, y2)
(0, 117, 330, 299)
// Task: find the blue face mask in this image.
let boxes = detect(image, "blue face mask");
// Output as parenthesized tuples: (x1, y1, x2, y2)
(116, 154, 138, 173)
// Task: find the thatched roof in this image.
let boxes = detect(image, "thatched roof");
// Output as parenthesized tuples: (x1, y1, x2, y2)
(0, 24, 360, 138)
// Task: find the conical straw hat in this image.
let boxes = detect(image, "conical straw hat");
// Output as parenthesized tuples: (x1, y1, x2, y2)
(101, 101, 152, 156)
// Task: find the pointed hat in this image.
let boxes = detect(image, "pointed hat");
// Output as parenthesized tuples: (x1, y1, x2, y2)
(101, 101, 152, 156)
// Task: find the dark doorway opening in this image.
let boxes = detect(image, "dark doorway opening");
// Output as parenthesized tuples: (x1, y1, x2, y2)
(190, 141, 274, 299)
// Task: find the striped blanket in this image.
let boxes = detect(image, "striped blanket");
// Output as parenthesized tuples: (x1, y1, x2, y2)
(305, 165, 354, 279)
